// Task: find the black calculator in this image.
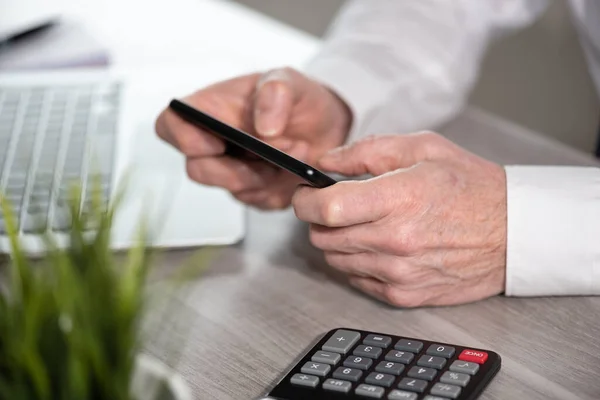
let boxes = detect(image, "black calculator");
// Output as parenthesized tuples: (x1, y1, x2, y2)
(262, 328, 501, 400)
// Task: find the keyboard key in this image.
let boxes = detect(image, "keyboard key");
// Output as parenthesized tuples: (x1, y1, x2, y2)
(417, 355, 446, 369)
(355, 384, 385, 398)
(323, 378, 352, 393)
(394, 339, 423, 353)
(388, 390, 418, 400)
(426, 344, 455, 358)
(430, 383, 462, 399)
(449, 360, 479, 375)
(333, 367, 362, 382)
(423, 396, 447, 400)
(365, 372, 395, 388)
(322, 329, 361, 354)
(300, 361, 330, 377)
(343, 355, 372, 370)
(364, 334, 392, 348)
(375, 361, 405, 376)
(397, 378, 427, 393)
(407, 366, 437, 381)
(458, 349, 488, 364)
(354, 345, 382, 359)
(311, 351, 341, 365)
(440, 371, 470, 387)
(290, 373, 318, 388)
(385, 350, 414, 364)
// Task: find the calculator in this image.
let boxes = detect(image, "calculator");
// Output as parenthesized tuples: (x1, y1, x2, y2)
(260, 328, 501, 400)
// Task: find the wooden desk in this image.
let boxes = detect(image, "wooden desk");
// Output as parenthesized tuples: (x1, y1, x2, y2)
(142, 107, 600, 400)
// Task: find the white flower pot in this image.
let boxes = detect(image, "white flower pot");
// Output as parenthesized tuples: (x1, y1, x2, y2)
(130, 353, 193, 400)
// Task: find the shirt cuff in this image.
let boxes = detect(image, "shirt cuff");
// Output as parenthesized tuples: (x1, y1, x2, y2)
(504, 165, 600, 296)
(302, 54, 390, 144)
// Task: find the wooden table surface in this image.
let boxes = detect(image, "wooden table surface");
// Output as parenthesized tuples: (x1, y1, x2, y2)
(142, 107, 600, 400)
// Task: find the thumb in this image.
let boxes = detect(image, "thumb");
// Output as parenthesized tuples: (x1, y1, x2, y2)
(253, 68, 297, 138)
(317, 132, 455, 176)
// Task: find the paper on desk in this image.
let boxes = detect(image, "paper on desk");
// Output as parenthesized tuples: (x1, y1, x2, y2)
(0, 19, 110, 70)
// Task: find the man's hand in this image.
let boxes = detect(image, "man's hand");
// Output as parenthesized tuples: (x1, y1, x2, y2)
(155, 67, 351, 210)
(291, 132, 507, 307)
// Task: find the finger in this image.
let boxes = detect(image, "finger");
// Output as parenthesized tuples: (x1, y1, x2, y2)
(253, 68, 299, 138)
(309, 225, 373, 253)
(156, 108, 226, 157)
(317, 131, 458, 176)
(291, 180, 392, 227)
(186, 157, 278, 193)
(232, 170, 304, 209)
(347, 277, 427, 308)
(324, 251, 412, 283)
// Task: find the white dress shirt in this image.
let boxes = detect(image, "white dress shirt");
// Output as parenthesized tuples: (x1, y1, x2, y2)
(303, 0, 600, 297)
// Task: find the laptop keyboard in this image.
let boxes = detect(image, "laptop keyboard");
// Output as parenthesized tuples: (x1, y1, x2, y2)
(0, 81, 120, 234)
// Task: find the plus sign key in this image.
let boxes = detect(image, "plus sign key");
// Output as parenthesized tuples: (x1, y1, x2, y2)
(322, 329, 361, 354)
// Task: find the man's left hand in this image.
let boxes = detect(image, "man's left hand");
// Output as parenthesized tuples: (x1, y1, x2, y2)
(291, 132, 507, 307)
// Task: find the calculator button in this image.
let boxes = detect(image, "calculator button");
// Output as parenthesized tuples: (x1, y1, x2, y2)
(416, 355, 446, 369)
(407, 366, 437, 381)
(394, 339, 423, 353)
(375, 361, 405, 376)
(364, 334, 392, 348)
(440, 371, 470, 387)
(300, 361, 330, 377)
(290, 373, 319, 388)
(426, 344, 455, 358)
(311, 351, 341, 365)
(343, 355, 373, 370)
(355, 384, 385, 398)
(322, 329, 361, 354)
(333, 366, 363, 382)
(397, 378, 428, 393)
(388, 390, 418, 400)
(430, 383, 462, 399)
(354, 345, 383, 359)
(323, 378, 352, 393)
(449, 360, 480, 375)
(423, 397, 448, 400)
(385, 350, 415, 364)
(458, 349, 489, 364)
(365, 372, 395, 388)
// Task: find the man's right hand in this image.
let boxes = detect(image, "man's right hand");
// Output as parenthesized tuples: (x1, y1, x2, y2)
(155, 67, 352, 210)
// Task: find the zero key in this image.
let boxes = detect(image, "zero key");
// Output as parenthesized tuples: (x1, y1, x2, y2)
(322, 329, 361, 354)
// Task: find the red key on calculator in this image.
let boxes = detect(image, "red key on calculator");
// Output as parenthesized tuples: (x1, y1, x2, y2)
(458, 349, 488, 364)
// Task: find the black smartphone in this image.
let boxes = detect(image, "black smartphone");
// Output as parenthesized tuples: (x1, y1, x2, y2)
(169, 99, 337, 188)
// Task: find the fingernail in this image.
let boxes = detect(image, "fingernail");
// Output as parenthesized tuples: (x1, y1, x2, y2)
(255, 83, 286, 137)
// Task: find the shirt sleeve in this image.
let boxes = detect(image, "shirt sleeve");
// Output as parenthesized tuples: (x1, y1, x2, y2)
(504, 165, 600, 296)
(303, 0, 550, 142)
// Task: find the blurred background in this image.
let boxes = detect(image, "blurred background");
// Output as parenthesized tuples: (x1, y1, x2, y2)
(235, 0, 600, 154)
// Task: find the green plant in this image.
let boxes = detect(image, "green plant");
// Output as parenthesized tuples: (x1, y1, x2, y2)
(0, 179, 154, 400)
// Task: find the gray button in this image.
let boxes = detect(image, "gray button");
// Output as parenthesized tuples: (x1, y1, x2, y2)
(407, 366, 437, 381)
(417, 355, 446, 369)
(449, 360, 480, 375)
(388, 390, 418, 400)
(395, 339, 423, 353)
(423, 397, 448, 400)
(354, 345, 383, 359)
(440, 371, 470, 387)
(375, 361, 405, 376)
(300, 361, 330, 377)
(426, 344, 455, 358)
(290, 373, 319, 388)
(385, 350, 415, 364)
(323, 329, 361, 354)
(312, 351, 341, 365)
(355, 384, 385, 398)
(365, 372, 395, 388)
(364, 334, 392, 348)
(397, 378, 428, 393)
(323, 378, 352, 393)
(430, 383, 462, 399)
(333, 366, 362, 382)
(343, 355, 373, 370)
